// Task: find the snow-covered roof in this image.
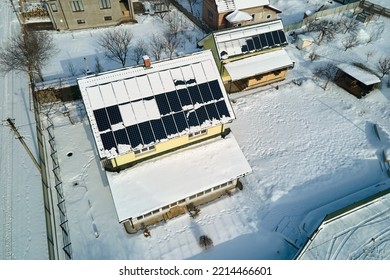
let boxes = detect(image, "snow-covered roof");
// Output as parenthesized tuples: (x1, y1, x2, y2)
(213, 20, 287, 59)
(225, 9, 253, 23)
(106, 133, 252, 223)
(215, 0, 270, 13)
(337, 63, 381, 86)
(297, 183, 390, 260)
(224, 49, 293, 81)
(78, 50, 235, 159)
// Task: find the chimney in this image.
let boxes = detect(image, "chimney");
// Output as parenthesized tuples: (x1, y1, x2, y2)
(143, 55, 151, 68)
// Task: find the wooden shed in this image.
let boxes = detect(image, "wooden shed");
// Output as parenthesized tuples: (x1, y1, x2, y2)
(335, 63, 380, 98)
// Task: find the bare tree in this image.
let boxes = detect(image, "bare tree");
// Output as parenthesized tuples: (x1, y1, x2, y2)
(187, 0, 200, 15)
(309, 51, 319, 61)
(199, 235, 213, 250)
(98, 28, 133, 67)
(0, 29, 57, 82)
(366, 25, 384, 45)
(149, 33, 166, 61)
(163, 30, 181, 60)
(310, 19, 340, 45)
(377, 57, 390, 78)
(315, 63, 335, 90)
(342, 34, 359, 51)
(131, 39, 149, 64)
(94, 56, 104, 73)
(365, 50, 373, 62)
(165, 13, 181, 34)
(341, 18, 359, 34)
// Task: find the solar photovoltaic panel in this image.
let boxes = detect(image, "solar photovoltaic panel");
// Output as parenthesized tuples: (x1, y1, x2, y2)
(241, 44, 249, 53)
(195, 106, 209, 124)
(188, 85, 203, 104)
(259, 33, 268, 48)
(138, 122, 155, 145)
(173, 112, 188, 133)
(162, 115, 178, 136)
(253, 36, 261, 50)
(205, 103, 220, 121)
(177, 88, 192, 107)
(80, 52, 234, 158)
(155, 94, 171, 115)
(150, 119, 167, 140)
(266, 32, 274, 47)
(278, 30, 287, 43)
(126, 125, 143, 148)
(92, 78, 231, 155)
(247, 38, 255, 51)
(106, 105, 123, 125)
(186, 110, 200, 127)
(114, 129, 130, 145)
(216, 100, 231, 118)
(197, 83, 213, 103)
(208, 80, 223, 100)
(101, 131, 116, 150)
(165, 91, 182, 112)
(93, 108, 111, 132)
(272, 30, 281, 45)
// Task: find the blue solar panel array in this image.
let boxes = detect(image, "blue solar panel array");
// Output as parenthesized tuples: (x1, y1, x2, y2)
(93, 79, 231, 152)
(238, 29, 287, 54)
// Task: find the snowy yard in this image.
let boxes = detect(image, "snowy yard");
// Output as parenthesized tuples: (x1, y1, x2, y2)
(1, 0, 390, 260)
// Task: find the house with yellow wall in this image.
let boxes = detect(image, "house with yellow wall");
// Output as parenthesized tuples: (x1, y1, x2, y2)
(43, 0, 135, 30)
(78, 50, 252, 233)
(202, 0, 281, 30)
(198, 19, 294, 93)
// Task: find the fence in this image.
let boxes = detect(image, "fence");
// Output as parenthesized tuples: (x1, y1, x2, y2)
(169, 0, 211, 33)
(284, 1, 361, 31)
(46, 117, 73, 259)
(360, 0, 390, 18)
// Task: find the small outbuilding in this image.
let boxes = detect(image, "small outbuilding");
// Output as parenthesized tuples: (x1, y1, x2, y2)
(334, 63, 381, 98)
(296, 34, 314, 50)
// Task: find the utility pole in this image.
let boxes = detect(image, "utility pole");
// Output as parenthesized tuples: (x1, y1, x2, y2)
(5, 118, 41, 173)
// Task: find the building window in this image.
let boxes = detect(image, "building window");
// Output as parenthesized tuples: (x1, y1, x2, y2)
(77, 19, 85, 24)
(70, 0, 84, 12)
(99, 0, 111, 9)
(134, 145, 155, 156)
(266, 14, 272, 19)
(251, 14, 255, 21)
(170, 202, 178, 207)
(189, 130, 207, 139)
(50, 2, 58, 12)
(104, 16, 112, 21)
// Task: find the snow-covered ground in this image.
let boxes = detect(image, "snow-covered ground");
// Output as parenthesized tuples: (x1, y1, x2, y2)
(0, 1, 48, 259)
(1, 0, 390, 260)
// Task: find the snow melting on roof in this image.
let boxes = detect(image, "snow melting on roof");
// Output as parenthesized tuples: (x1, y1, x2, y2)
(224, 49, 293, 81)
(78, 50, 235, 159)
(215, 0, 270, 13)
(225, 9, 253, 23)
(214, 19, 286, 59)
(106, 133, 252, 223)
(337, 63, 381, 86)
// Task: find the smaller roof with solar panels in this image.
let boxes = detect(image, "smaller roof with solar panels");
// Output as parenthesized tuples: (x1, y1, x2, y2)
(199, 19, 288, 60)
(78, 50, 235, 159)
